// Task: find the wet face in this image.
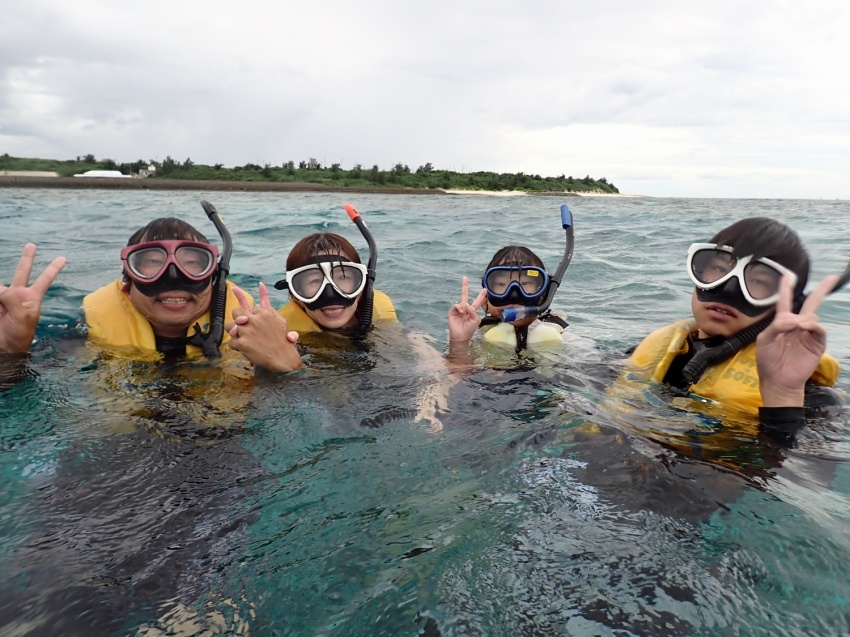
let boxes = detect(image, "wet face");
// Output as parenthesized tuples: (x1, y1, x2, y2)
(690, 289, 771, 339)
(302, 297, 360, 331)
(127, 280, 213, 339)
(295, 250, 361, 331)
(482, 259, 543, 327)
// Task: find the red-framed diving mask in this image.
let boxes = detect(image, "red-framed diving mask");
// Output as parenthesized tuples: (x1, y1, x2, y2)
(120, 240, 219, 297)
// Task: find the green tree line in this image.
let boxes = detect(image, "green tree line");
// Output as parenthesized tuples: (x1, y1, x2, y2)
(0, 153, 619, 194)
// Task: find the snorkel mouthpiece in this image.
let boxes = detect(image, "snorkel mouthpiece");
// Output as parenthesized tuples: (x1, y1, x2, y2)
(500, 306, 540, 322)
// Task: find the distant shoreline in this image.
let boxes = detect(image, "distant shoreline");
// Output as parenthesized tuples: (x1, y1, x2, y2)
(0, 175, 443, 195)
(0, 175, 638, 197)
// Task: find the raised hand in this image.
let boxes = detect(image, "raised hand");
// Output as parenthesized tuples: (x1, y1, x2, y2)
(756, 274, 838, 407)
(448, 276, 487, 342)
(0, 244, 66, 354)
(226, 283, 302, 372)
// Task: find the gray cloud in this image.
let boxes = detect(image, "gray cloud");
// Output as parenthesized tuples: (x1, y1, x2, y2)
(2, 0, 850, 198)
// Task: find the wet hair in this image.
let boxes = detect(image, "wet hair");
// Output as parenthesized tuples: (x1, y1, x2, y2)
(485, 245, 546, 271)
(286, 233, 362, 270)
(126, 217, 210, 246)
(710, 217, 809, 297)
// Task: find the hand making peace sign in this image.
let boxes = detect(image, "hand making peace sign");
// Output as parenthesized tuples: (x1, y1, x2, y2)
(448, 276, 487, 342)
(0, 244, 66, 354)
(756, 273, 839, 407)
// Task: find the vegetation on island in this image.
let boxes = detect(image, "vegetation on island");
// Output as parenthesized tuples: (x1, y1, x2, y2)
(0, 153, 619, 194)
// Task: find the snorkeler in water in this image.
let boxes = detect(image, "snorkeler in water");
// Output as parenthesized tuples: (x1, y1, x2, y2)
(0, 243, 66, 355)
(624, 216, 844, 440)
(83, 202, 301, 371)
(446, 204, 594, 367)
(85, 215, 225, 357)
(273, 211, 396, 335)
(226, 204, 451, 431)
(448, 245, 567, 347)
(227, 204, 404, 369)
(225, 229, 392, 372)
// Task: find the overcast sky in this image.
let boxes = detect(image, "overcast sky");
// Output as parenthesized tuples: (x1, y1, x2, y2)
(2, 1, 849, 199)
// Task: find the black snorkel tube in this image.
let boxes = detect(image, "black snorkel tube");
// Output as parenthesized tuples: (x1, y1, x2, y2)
(187, 200, 232, 358)
(343, 204, 377, 335)
(499, 204, 575, 323)
(679, 259, 850, 388)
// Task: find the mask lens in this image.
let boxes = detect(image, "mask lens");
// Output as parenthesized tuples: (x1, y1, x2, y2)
(690, 249, 735, 285)
(127, 247, 168, 280)
(330, 264, 364, 294)
(484, 267, 546, 299)
(485, 269, 513, 295)
(290, 266, 326, 300)
(518, 269, 545, 295)
(743, 261, 783, 300)
(175, 246, 215, 277)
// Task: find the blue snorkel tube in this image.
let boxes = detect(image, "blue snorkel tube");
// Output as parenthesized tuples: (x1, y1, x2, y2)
(343, 204, 377, 335)
(187, 200, 232, 358)
(500, 204, 574, 323)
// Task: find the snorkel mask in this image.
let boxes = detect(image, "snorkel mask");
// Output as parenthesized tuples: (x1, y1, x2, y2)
(687, 243, 799, 317)
(121, 240, 220, 298)
(495, 204, 574, 323)
(483, 264, 549, 308)
(279, 255, 368, 311)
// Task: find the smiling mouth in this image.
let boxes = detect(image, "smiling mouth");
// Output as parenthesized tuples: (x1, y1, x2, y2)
(159, 297, 190, 305)
(708, 304, 735, 317)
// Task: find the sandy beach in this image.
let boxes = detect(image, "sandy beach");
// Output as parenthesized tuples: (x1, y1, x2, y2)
(443, 189, 643, 198)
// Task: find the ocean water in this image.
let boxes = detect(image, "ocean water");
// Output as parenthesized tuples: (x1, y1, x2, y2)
(1, 188, 850, 636)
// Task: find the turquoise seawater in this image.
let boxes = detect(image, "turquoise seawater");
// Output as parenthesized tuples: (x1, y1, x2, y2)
(1, 188, 850, 636)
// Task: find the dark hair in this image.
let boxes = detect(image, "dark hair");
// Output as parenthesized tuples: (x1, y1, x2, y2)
(710, 217, 809, 297)
(286, 233, 361, 270)
(127, 217, 210, 246)
(485, 245, 546, 272)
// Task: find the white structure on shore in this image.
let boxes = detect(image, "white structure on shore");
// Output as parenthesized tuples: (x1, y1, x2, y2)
(74, 169, 132, 178)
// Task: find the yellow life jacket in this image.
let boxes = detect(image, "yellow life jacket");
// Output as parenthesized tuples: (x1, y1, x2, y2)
(82, 279, 251, 358)
(481, 320, 565, 349)
(277, 290, 397, 333)
(625, 318, 840, 414)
